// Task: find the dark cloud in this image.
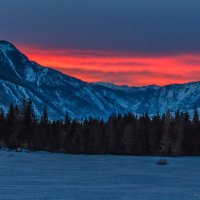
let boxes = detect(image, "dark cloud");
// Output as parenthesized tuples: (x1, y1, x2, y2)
(1, 0, 200, 54)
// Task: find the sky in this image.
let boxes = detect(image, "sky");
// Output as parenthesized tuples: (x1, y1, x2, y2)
(1, 0, 200, 86)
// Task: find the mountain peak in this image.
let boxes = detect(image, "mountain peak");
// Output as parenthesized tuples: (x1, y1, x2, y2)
(0, 40, 28, 81)
(0, 40, 17, 52)
(0, 40, 12, 44)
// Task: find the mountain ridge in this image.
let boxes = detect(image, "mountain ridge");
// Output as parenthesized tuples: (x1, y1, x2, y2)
(0, 40, 200, 119)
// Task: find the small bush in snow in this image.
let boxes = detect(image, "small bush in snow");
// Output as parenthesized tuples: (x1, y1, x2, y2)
(156, 159, 168, 165)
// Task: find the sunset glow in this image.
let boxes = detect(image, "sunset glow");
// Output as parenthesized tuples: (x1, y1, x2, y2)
(18, 45, 200, 86)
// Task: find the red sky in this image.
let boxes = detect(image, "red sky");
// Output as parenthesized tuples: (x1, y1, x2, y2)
(2, 0, 200, 86)
(18, 45, 200, 86)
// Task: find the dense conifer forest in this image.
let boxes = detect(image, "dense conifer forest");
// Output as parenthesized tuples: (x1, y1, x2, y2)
(0, 100, 200, 156)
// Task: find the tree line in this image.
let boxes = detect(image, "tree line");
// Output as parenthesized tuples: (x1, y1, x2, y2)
(0, 100, 200, 156)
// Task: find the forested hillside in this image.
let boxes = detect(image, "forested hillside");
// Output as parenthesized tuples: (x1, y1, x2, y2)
(0, 101, 200, 156)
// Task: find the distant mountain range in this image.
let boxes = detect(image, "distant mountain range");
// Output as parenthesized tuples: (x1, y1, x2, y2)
(0, 40, 199, 120)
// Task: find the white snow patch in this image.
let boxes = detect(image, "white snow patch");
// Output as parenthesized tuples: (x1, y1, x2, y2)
(24, 66, 36, 82)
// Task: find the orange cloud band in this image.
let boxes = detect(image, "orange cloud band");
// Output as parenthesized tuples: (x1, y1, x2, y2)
(17, 44, 200, 86)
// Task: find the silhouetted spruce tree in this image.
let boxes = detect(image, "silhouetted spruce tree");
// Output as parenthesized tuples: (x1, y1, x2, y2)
(87, 119, 106, 154)
(5, 103, 16, 148)
(96, 120, 106, 154)
(170, 110, 184, 156)
(50, 120, 63, 152)
(33, 106, 50, 150)
(64, 112, 71, 130)
(63, 120, 78, 153)
(137, 113, 151, 155)
(182, 112, 192, 155)
(19, 100, 36, 148)
(120, 114, 136, 154)
(121, 122, 134, 155)
(149, 112, 162, 155)
(70, 124, 82, 154)
(114, 114, 126, 154)
(105, 114, 118, 154)
(191, 104, 200, 154)
(160, 111, 173, 155)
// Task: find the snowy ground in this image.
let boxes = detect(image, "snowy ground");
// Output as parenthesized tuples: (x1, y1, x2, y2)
(0, 150, 200, 200)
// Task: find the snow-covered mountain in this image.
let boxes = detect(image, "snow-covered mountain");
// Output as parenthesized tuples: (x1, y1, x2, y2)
(0, 40, 200, 120)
